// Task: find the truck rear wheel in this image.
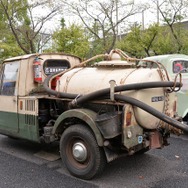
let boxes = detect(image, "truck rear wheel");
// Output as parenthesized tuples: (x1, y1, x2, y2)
(60, 124, 106, 180)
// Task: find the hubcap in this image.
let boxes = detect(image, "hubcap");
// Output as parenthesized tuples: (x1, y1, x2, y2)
(72, 142, 87, 162)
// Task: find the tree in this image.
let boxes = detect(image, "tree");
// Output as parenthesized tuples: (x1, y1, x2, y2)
(0, 3, 23, 61)
(62, 0, 146, 54)
(117, 22, 188, 58)
(0, 34, 23, 61)
(52, 23, 90, 59)
(152, 0, 188, 52)
(152, 26, 183, 55)
(116, 0, 188, 58)
(0, 0, 60, 54)
(117, 24, 160, 58)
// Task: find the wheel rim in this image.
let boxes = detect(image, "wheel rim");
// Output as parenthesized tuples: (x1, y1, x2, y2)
(66, 137, 90, 168)
(72, 142, 87, 162)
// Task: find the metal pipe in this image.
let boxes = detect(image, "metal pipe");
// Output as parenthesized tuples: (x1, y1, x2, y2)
(109, 80, 116, 101)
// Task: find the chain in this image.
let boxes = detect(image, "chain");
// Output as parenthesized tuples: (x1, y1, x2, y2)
(157, 63, 182, 134)
(156, 64, 170, 126)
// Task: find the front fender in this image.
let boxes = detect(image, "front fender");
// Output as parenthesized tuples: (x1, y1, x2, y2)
(52, 108, 104, 146)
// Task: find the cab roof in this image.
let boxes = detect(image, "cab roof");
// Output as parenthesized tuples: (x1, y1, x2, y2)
(143, 54, 188, 64)
(3, 52, 81, 62)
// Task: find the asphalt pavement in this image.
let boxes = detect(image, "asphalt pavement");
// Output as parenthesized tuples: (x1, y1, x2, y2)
(0, 134, 188, 188)
(0, 151, 97, 188)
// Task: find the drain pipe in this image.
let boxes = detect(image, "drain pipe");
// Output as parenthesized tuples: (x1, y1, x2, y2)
(109, 80, 116, 101)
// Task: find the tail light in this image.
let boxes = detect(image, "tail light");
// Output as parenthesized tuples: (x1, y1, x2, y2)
(51, 76, 60, 90)
(126, 111, 132, 126)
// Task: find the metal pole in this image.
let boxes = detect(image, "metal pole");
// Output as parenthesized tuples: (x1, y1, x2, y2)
(142, 10, 144, 30)
(116, 0, 119, 40)
(157, 0, 159, 24)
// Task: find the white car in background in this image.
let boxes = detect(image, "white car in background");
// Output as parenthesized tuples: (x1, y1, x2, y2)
(139, 54, 188, 124)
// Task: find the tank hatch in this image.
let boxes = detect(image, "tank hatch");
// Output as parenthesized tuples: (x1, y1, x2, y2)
(95, 53, 135, 67)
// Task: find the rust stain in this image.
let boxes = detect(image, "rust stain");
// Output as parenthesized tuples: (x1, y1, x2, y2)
(120, 68, 138, 85)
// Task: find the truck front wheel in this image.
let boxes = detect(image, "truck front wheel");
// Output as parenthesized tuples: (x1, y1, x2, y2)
(60, 124, 106, 180)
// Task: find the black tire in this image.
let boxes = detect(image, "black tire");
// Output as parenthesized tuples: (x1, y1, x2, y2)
(60, 124, 106, 180)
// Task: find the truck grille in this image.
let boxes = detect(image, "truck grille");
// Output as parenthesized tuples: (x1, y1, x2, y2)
(24, 99, 37, 125)
(25, 99, 35, 112)
(25, 114, 36, 125)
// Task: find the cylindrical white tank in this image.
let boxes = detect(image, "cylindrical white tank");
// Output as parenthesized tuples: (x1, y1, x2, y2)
(56, 65, 175, 130)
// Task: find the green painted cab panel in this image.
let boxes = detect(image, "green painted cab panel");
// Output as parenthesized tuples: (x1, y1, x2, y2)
(0, 111, 18, 132)
(0, 111, 40, 142)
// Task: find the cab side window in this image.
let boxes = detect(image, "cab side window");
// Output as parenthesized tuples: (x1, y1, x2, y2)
(43, 59, 70, 75)
(1, 61, 20, 96)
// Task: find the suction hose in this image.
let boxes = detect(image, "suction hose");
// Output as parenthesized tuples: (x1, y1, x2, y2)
(43, 71, 181, 101)
(43, 71, 78, 99)
(70, 81, 182, 107)
(68, 81, 188, 132)
(114, 94, 188, 133)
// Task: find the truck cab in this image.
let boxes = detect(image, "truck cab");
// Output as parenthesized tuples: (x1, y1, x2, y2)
(0, 53, 81, 141)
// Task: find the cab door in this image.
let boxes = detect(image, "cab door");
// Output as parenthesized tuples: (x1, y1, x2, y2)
(0, 61, 20, 133)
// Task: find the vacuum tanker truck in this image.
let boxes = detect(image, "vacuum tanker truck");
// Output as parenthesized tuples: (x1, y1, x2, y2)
(0, 49, 187, 180)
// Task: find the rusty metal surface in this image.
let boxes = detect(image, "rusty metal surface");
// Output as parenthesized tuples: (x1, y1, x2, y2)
(96, 111, 122, 139)
(149, 131, 163, 149)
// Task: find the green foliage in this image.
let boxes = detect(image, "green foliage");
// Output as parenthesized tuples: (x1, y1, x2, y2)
(116, 26, 146, 58)
(178, 29, 188, 54)
(90, 35, 114, 56)
(116, 22, 188, 58)
(0, 0, 24, 60)
(116, 24, 159, 58)
(152, 27, 178, 54)
(0, 33, 23, 61)
(52, 24, 90, 59)
(153, 24, 188, 55)
(0, 42, 23, 60)
(0, 0, 33, 54)
(0, 0, 60, 54)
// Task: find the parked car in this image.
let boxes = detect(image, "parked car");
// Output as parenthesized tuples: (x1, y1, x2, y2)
(139, 54, 188, 123)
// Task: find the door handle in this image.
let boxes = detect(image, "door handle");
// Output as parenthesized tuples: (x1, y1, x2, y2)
(13, 98, 17, 102)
